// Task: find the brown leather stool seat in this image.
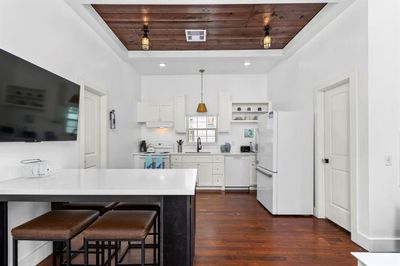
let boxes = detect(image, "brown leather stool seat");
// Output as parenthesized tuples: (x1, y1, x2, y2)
(12, 210, 99, 266)
(62, 202, 118, 215)
(83, 211, 158, 266)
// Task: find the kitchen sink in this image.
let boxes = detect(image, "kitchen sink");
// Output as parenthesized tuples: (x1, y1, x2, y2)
(185, 152, 211, 154)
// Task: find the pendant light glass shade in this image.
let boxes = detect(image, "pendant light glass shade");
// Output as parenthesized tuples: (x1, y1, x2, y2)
(263, 26, 272, 49)
(142, 25, 150, 50)
(197, 103, 207, 113)
(196, 69, 207, 113)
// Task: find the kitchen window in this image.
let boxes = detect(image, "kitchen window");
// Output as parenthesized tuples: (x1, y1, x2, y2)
(187, 116, 217, 143)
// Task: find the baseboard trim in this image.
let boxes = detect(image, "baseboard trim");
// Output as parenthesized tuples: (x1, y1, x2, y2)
(18, 241, 51, 266)
(354, 231, 400, 252)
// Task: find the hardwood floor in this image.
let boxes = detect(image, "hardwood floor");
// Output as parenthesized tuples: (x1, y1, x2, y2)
(39, 192, 363, 265)
(194, 192, 363, 266)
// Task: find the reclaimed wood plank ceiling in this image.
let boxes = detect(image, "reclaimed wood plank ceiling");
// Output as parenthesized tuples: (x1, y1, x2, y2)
(92, 3, 327, 50)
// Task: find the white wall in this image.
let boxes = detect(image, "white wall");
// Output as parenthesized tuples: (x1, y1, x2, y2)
(0, 0, 140, 264)
(140, 74, 268, 152)
(367, 0, 400, 251)
(267, 0, 370, 248)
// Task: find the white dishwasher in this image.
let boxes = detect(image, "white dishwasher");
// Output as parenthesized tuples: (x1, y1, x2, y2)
(225, 155, 250, 189)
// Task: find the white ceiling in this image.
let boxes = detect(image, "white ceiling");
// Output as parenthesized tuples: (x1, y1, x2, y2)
(127, 50, 284, 75)
(65, 0, 355, 75)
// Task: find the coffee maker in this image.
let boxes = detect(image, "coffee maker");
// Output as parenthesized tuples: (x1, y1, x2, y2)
(139, 140, 147, 152)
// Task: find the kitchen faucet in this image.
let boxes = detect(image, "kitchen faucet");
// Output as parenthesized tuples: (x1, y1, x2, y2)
(197, 137, 202, 152)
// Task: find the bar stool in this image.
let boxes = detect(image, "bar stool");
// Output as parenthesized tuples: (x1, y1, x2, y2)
(83, 210, 158, 266)
(112, 202, 160, 263)
(61, 202, 118, 215)
(11, 210, 99, 266)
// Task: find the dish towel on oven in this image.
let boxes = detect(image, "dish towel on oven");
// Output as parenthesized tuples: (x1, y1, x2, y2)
(155, 156, 163, 169)
(145, 155, 153, 169)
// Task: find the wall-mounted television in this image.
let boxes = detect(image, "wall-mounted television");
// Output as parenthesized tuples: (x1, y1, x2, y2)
(0, 49, 80, 142)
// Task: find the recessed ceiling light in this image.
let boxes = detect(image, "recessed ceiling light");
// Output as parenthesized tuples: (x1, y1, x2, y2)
(159, 63, 166, 68)
(244, 62, 251, 66)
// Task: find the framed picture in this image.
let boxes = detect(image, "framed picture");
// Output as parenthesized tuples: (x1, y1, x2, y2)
(244, 129, 254, 138)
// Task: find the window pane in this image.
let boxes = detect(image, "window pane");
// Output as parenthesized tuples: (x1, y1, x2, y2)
(207, 117, 217, 128)
(197, 117, 207, 128)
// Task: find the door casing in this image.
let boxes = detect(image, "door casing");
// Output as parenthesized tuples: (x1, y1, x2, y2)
(78, 84, 108, 169)
(314, 72, 358, 243)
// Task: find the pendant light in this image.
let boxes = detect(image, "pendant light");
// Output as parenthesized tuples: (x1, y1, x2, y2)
(263, 26, 272, 49)
(142, 25, 150, 50)
(196, 69, 207, 113)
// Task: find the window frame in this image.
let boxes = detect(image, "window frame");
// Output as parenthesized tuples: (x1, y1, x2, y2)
(186, 115, 218, 145)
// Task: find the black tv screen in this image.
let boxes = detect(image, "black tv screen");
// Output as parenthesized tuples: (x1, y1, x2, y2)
(0, 49, 80, 142)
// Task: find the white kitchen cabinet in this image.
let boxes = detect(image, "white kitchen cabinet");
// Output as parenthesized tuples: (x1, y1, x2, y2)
(146, 104, 161, 122)
(197, 163, 213, 186)
(136, 102, 173, 123)
(159, 104, 173, 122)
(218, 93, 231, 132)
(174, 95, 186, 133)
(137, 102, 147, 122)
(170, 155, 224, 188)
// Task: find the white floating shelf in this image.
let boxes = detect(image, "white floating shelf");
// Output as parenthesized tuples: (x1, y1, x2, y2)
(231, 120, 259, 123)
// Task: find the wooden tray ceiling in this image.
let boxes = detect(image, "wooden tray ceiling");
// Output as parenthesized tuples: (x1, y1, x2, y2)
(92, 3, 327, 51)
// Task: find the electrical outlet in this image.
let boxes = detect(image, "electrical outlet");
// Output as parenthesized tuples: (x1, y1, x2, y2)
(385, 155, 393, 166)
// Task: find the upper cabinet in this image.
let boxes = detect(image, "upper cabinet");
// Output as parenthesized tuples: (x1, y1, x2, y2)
(137, 102, 174, 125)
(174, 95, 186, 133)
(218, 93, 232, 133)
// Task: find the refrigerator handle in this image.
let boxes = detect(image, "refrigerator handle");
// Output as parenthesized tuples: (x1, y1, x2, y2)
(256, 167, 273, 177)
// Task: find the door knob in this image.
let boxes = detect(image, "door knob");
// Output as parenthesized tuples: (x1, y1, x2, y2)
(322, 158, 330, 164)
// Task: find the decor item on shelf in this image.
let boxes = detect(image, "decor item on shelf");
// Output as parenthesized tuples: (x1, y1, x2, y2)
(234, 117, 243, 120)
(220, 142, 231, 153)
(142, 25, 150, 50)
(247, 107, 251, 111)
(237, 107, 241, 111)
(176, 139, 184, 153)
(244, 129, 255, 138)
(109, 109, 116, 129)
(257, 107, 262, 111)
(225, 142, 231, 152)
(220, 144, 226, 153)
(263, 26, 272, 49)
(196, 69, 208, 113)
(253, 116, 258, 120)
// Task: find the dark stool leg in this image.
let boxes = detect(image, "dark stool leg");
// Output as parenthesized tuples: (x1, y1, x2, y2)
(52, 241, 57, 266)
(84, 239, 89, 266)
(141, 240, 145, 266)
(157, 213, 161, 265)
(66, 240, 71, 266)
(95, 241, 99, 266)
(153, 222, 156, 266)
(107, 241, 112, 266)
(13, 239, 18, 266)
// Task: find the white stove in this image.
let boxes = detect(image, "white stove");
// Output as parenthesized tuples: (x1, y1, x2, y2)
(133, 142, 173, 169)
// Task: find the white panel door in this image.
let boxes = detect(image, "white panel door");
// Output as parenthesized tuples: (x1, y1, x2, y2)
(324, 83, 351, 231)
(84, 90, 101, 169)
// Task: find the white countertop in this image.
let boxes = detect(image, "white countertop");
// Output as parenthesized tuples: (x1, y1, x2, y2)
(352, 252, 400, 266)
(0, 169, 197, 196)
(133, 152, 256, 156)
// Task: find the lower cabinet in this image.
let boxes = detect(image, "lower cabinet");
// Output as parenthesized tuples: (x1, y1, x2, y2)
(170, 155, 224, 188)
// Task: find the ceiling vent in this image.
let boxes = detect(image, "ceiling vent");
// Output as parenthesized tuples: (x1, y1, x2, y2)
(185, 29, 207, 42)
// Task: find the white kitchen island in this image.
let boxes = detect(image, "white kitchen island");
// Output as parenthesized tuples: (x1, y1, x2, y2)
(0, 169, 197, 266)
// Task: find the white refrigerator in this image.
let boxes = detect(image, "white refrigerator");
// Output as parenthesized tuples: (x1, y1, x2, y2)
(256, 111, 313, 215)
